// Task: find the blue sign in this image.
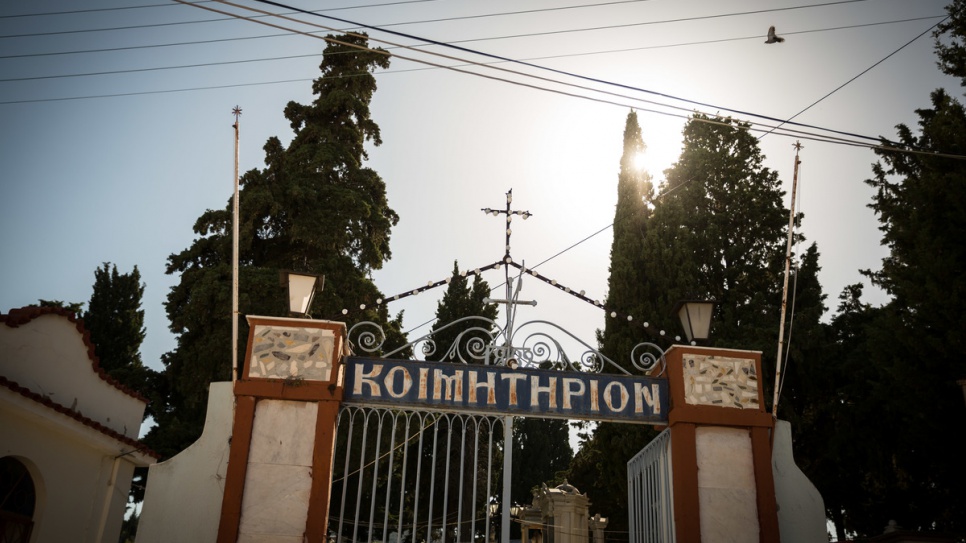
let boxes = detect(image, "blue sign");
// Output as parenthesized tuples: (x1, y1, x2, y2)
(343, 357, 668, 424)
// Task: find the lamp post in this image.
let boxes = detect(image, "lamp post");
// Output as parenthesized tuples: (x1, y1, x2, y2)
(672, 300, 716, 345)
(280, 271, 325, 318)
(488, 499, 499, 543)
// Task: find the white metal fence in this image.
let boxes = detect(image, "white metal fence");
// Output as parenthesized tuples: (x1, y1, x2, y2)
(626, 428, 674, 543)
(329, 406, 508, 543)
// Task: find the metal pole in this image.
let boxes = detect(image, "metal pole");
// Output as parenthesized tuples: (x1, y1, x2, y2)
(773, 141, 802, 416)
(502, 415, 513, 543)
(232, 106, 242, 384)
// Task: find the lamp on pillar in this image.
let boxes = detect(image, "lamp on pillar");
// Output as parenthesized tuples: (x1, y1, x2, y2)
(672, 300, 716, 345)
(488, 500, 498, 543)
(281, 271, 324, 318)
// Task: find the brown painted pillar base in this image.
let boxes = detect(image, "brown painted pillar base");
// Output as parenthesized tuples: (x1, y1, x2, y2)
(659, 346, 780, 543)
(216, 317, 347, 543)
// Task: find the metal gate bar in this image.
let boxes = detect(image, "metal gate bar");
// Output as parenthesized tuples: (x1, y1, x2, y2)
(330, 406, 507, 543)
(627, 428, 674, 543)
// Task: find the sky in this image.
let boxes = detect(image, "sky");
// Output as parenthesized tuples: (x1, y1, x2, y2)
(1, 0, 961, 378)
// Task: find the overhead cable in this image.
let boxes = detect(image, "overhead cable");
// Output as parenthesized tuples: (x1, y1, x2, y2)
(250, 0, 905, 146)
(0, 0, 871, 40)
(0, 0, 438, 19)
(0, 15, 938, 60)
(760, 16, 947, 138)
(228, 0, 965, 159)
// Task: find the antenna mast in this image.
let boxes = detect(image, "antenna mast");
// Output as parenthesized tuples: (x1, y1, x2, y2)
(773, 141, 802, 416)
(232, 106, 242, 384)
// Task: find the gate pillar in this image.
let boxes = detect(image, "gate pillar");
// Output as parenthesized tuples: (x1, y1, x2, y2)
(217, 316, 347, 543)
(657, 345, 779, 543)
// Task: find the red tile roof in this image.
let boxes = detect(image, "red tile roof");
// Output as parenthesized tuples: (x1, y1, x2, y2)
(0, 374, 160, 459)
(1, 306, 148, 403)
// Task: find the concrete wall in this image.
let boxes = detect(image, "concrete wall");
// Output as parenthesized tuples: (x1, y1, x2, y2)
(1, 309, 151, 543)
(237, 399, 319, 543)
(136, 382, 233, 543)
(1, 386, 141, 543)
(694, 427, 760, 543)
(0, 313, 145, 438)
(772, 420, 827, 543)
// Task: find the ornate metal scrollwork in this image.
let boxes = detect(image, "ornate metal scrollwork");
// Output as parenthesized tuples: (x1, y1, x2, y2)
(631, 341, 667, 376)
(346, 321, 386, 354)
(347, 316, 665, 376)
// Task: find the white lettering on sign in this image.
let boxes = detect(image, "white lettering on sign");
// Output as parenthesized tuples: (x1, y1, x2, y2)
(530, 376, 557, 408)
(344, 359, 667, 424)
(603, 381, 629, 412)
(384, 366, 412, 399)
(634, 383, 661, 414)
(562, 378, 586, 409)
(500, 373, 527, 407)
(434, 369, 464, 402)
(354, 364, 383, 396)
(469, 370, 497, 405)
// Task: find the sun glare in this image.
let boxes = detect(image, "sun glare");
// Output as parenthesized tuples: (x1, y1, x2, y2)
(632, 151, 648, 171)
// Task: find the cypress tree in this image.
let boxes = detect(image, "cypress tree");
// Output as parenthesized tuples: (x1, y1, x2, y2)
(147, 34, 405, 459)
(82, 263, 154, 405)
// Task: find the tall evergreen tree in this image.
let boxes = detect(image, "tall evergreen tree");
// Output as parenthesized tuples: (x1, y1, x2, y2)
(146, 34, 405, 460)
(781, 6, 966, 533)
(655, 114, 791, 354)
(425, 261, 498, 363)
(570, 113, 825, 540)
(569, 112, 659, 537)
(597, 110, 655, 361)
(82, 263, 156, 409)
(850, 82, 966, 534)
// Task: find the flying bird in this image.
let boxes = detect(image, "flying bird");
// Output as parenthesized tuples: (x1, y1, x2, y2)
(765, 26, 785, 44)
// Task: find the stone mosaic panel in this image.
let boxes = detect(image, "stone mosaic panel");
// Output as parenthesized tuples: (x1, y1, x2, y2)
(682, 354, 759, 409)
(248, 324, 335, 381)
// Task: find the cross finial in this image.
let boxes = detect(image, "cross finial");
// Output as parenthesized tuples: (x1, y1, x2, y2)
(481, 189, 535, 342)
(481, 188, 532, 262)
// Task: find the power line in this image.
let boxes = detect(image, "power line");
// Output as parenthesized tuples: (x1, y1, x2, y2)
(349, 0, 655, 29)
(236, 0, 965, 158)
(0, 0, 438, 19)
(0, 77, 311, 104)
(0, 52, 321, 82)
(760, 16, 948, 139)
(0, 14, 939, 70)
(4, 1, 961, 160)
(6, 2, 958, 159)
(249, 0, 907, 146)
(0, 2, 208, 19)
(380, 0, 878, 46)
(0, 14, 945, 61)
(0, 0, 874, 40)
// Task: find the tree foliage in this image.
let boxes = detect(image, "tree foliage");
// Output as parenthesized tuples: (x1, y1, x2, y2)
(81, 263, 157, 415)
(655, 115, 792, 354)
(935, 0, 966, 85)
(569, 112, 661, 537)
(842, 82, 966, 534)
(425, 261, 498, 363)
(570, 112, 821, 540)
(805, 8, 966, 532)
(146, 34, 406, 459)
(597, 111, 655, 362)
(510, 416, 572, 510)
(34, 299, 84, 316)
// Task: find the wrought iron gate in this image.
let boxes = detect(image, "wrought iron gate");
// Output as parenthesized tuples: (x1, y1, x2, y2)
(329, 406, 508, 543)
(626, 428, 674, 543)
(329, 310, 670, 543)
